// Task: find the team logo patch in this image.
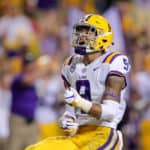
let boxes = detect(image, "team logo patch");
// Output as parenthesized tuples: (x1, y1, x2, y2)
(93, 66, 100, 71)
(82, 68, 87, 73)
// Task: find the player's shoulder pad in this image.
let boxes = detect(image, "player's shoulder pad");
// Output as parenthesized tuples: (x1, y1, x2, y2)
(63, 55, 82, 66)
(64, 55, 74, 66)
(102, 51, 122, 64)
(102, 51, 131, 74)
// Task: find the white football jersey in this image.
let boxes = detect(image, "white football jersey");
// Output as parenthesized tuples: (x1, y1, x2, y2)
(61, 51, 130, 129)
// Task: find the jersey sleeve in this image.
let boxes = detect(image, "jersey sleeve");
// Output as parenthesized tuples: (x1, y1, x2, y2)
(109, 55, 131, 75)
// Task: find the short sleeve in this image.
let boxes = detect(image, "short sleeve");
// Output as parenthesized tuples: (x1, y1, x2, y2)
(110, 55, 131, 75)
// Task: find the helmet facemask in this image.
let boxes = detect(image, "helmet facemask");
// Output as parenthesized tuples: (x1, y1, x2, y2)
(72, 24, 98, 55)
(72, 23, 113, 55)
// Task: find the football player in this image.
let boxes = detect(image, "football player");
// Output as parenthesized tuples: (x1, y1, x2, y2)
(25, 14, 130, 150)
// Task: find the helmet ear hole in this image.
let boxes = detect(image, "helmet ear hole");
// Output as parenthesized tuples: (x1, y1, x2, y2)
(91, 27, 96, 32)
(100, 46, 104, 49)
(102, 39, 107, 43)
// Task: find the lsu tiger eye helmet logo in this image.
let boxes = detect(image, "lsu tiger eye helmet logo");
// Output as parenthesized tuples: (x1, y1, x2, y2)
(72, 14, 114, 55)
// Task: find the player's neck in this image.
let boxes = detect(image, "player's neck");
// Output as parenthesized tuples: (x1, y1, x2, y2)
(83, 52, 102, 65)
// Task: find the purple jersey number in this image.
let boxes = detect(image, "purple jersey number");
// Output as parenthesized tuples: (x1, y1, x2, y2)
(123, 58, 129, 71)
(76, 80, 91, 101)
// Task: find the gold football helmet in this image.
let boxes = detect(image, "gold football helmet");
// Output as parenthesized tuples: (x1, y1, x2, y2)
(72, 14, 114, 55)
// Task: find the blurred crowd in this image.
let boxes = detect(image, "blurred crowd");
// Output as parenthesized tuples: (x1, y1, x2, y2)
(0, 0, 149, 150)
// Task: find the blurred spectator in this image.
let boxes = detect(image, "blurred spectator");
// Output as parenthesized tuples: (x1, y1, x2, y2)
(0, 2, 39, 57)
(134, 70, 150, 150)
(35, 55, 64, 139)
(96, 0, 114, 13)
(37, 0, 58, 10)
(0, 71, 12, 150)
(133, 0, 150, 8)
(122, 88, 141, 150)
(37, 9, 60, 56)
(7, 53, 39, 150)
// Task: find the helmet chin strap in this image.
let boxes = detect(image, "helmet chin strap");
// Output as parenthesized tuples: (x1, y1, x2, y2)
(74, 47, 95, 55)
(74, 47, 87, 55)
(75, 47, 105, 55)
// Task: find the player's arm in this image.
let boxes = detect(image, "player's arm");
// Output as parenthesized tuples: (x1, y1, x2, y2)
(61, 55, 74, 89)
(62, 77, 71, 89)
(89, 74, 125, 119)
(64, 74, 125, 120)
(61, 74, 78, 136)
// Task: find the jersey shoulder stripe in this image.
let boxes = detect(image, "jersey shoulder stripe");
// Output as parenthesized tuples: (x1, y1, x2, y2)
(102, 52, 121, 64)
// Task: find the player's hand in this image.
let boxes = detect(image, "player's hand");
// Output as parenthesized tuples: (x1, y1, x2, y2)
(64, 88, 80, 107)
(64, 89, 75, 105)
(64, 88, 92, 113)
(59, 111, 78, 136)
(61, 117, 79, 136)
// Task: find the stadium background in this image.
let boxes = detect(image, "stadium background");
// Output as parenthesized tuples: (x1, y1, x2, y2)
(0, 0, 149, 150)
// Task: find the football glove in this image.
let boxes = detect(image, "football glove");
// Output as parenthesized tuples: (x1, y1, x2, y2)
(64, 88, 92, 113)
(59, 111, 78, 136)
